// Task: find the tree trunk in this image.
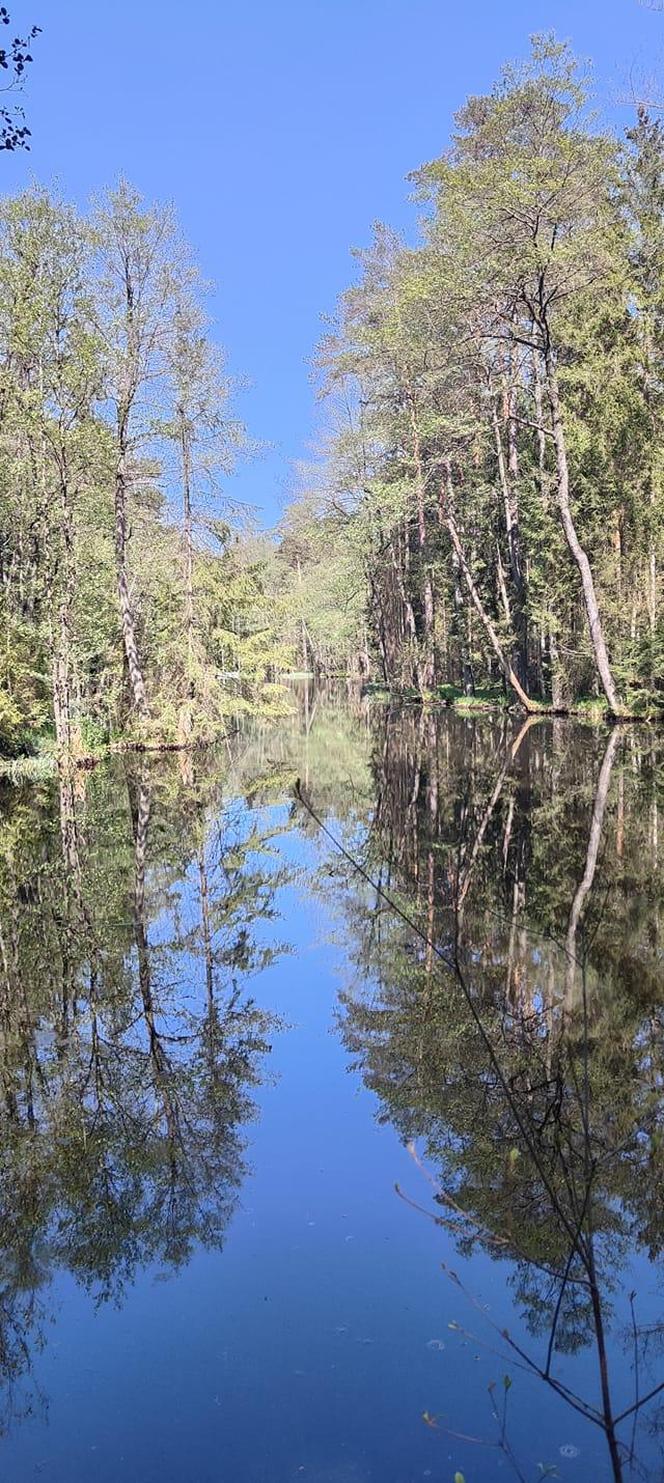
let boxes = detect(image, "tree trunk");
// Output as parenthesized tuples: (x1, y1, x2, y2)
(51, 467, 81, 755)
(549, 626, 567, 712)
(391, 531, 425, 693)
(52, 628, 72, 754)
(544, 354, 624, 717)
(179, 409, 195, 686)
(115, 441, 148, 719)
(491, 399, 528, 685)
(368, 569, 389, 684)
(408, 396, 435, 689)
(640, 314, 658, 665)
(442, 469, 539, 713)
(647, 545, 657, 641)
(436, 480, 472, 691)
(496, 542, 512, 627)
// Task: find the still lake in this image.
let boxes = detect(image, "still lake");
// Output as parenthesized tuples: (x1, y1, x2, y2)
(0, 694, 662, 1483)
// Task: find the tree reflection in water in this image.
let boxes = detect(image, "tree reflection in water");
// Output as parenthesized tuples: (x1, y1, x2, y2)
(0, 754, 287, 1434)
(0, 695, 662, 1480)
(298, 705, 664, 1482)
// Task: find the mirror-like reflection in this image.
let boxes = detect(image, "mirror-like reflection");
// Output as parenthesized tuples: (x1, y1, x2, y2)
(305, 706, 664, 1481)
(0, 693, 662, 1482)
(0, 756, 286, 1434)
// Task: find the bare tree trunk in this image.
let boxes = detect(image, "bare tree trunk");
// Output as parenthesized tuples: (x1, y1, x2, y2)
(647, 540, 657, 644)
(115, 439, 148, 719)
(549, 627, 566, 712)
(112, 223, 151, 722)
(641, 318, 658, 661)
(533, 348, 567, 709)
(533, 353, 547, 485)
(436, 482, 473, 692)
(491, 398, 528, 685)
(391, 532, 425, 693)
(496, 542, 512, 627)
(52, 465, 81, 755)
(408, 397, 435, 689)
(544, 354, 623, 717)
(52, 632, 72, 754)
(179, 409, 195, 686)
(442, 468, 540, 713)
(295, 555, 310, 676)
(368, 568, 389, 684)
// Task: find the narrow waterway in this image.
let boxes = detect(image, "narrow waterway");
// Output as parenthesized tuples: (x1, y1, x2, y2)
(0, 695, 662, 1482)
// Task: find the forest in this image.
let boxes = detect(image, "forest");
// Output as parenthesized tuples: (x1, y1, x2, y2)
(1, 13, 664, 1480)
(0, 181, 289, 760)
(2, 34, 664, 763)
(278, 38, 664, 718)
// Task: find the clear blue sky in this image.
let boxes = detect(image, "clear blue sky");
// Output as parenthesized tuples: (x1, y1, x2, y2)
(4, 0, 660, 525)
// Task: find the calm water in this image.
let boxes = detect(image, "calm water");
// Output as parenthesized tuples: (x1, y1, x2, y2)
(0, 696, 662, 1483)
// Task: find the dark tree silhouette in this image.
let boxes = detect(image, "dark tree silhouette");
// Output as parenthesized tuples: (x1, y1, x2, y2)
(0, 9, 40, 151)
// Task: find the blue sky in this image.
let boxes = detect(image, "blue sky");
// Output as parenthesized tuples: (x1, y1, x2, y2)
(4, 0, 661, 525)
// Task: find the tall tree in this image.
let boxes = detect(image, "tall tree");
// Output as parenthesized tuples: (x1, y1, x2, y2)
(624, 108, 664, 680)
(415, 36, 628, 714)
(0, 189, 103, 754)
(93, 183, 185, 722)
(284, 36, 663, 718)
(164, 295, 245, 718)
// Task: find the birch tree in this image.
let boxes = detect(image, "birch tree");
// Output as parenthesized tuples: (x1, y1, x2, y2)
(92, 183, 186, 722)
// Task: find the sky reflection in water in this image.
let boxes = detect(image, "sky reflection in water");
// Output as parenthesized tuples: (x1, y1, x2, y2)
(0, 695, 662, 1482)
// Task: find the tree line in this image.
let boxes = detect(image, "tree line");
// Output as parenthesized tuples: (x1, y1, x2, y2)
(278, 37, 664, 717)
(0, 182, 287, 758)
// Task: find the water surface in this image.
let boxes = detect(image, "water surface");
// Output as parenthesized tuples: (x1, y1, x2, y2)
(0, 698, 662, 1482)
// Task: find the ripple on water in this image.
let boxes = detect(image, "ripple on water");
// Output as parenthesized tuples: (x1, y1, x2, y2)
(559, 1444, 580, 1459)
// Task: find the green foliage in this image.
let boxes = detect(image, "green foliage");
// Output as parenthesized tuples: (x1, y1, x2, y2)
(0, 184, 287, 756)
(0, 600, 48, 755)
(278, 37, 664, 714)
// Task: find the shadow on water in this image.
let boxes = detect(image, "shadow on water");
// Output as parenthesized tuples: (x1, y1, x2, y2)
(295, 695, 664, 1482)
